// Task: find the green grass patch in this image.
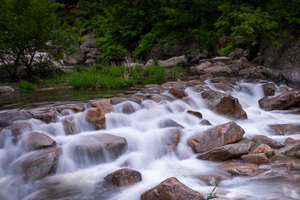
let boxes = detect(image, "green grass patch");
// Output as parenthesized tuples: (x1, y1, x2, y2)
(19, 80, 37, 91)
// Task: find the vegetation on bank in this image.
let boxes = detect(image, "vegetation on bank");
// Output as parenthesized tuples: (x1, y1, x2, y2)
(20, 62, 185, 90)
(1, 0, 300, 86)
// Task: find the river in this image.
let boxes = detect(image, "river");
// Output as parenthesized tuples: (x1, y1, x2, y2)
(0, 78, 300, 200)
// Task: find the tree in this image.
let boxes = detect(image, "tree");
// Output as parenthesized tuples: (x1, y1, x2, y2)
(0, 0, 75, 80)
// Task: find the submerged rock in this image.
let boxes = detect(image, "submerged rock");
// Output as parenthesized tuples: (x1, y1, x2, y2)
(0, 111, 32, 130)
(21, 131, 56, 151)
(220, 162, 259, 176)
(169, 88, 187, 99)
(141, 177, 205, 200)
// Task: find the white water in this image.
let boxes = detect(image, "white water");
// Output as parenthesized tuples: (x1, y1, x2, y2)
(0, 79, 300, 200)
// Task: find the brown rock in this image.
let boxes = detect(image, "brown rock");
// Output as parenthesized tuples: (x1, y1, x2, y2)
(284, 137, 300, 145)
(140, 177, 205, 200)
(197, 143, 249, 161)
(86, 107, 106, 129)
(188, 121, 245, 153)
(262, 83, 276, 97)
(62, 116, 75, 135)
(3, 122, 31, 137)
(251, 135, 282, 149)
(220, 162, 259, 176)
(201, 90, 247, 119)
(90, 99, 113, 113)
(104, 168, 142, 186)
(0, 111, 32, 129)
(12, 147, 62, 182)
(241, 153, 268, 165)
(204, 65, 233, 76)
(212, 57, 231, 65)
(197, 174, 228, 186)
(213, 83, 233, 92)
(28, 107, 57, 123)
(169, 88, 187, 99)
(187, 110, 202, 119)
(199, 119, 212, 125)
(22, 132, 56, 151)
(252, 144, 273, 157)
(258, 89, 300, 111)
(56, 104, 85, 114)
(158, 118, 183, 128)
(268, 124, 300, 135)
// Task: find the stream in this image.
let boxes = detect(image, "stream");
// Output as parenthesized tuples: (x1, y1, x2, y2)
(0, 77, 300, 200)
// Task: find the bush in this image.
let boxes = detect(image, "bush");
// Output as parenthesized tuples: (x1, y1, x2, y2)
(19, 80, 36, 91)
(142, 65, 166, 82)
(32, 60, 61, 79)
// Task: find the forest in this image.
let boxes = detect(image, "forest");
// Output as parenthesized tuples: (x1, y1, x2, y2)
(0, 0, 299, 84)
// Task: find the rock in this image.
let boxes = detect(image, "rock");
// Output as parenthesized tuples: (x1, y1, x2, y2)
(3, 122, 31, 138)
(188, 121, 245, 153)
(0, 111, 32, 129)
(28, 107, 57, 123)
(146, 55, 188, 68)
(158, 119, 183, 128)
(197, 174, 228, 186)
(220, 162, 259, 176)
(12, 147, 62, 182)
(70, 134, 127, 166)
(169, 88, 187, 99)
(258, 89, 300, 111)
(196, 60, 212, 70)
(0, 86, 14, 93)
(262, 83, 276, 97)
(213, 83, 233, 92)
(267, 124, 300, 135)
(22, 132, 56, 151)
(284, 137, 300, 145)
(56, 104, 85, 114)
(251, 56, 263, 65)
(187, 110, 202, 119)
(212, 56, 231, 65)
(196, 143, 249, 161)
(63, 46, 85, 65)
(104, 168, 142, 186)
(86, 107, 106, 129)
(162, 128, 182, 153)
(199, 119, 212, 125)
(90, 99, 113, 113)
(62, 116, 75, 135)
(241, 153, 268, 165)
(251, 135, 283, 149)
(203, 65, 233, 76)
(201, 90, 247, 119)
(140, 177, 205, 200)
(252, 144, 273, 157)
(279, 145, 300, 158)
(228, 48, 244, 60)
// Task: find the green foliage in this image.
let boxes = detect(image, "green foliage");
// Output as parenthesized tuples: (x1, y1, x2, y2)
(142, 65, 166, 82)
(0, 0, 76, 80)
(18, 80, 36, 91)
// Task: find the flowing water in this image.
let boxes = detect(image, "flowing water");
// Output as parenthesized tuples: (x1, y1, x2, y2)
(0, 79, 300, 200)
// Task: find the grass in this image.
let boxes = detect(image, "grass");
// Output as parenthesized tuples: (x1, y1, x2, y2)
(29, 62, 186, 90)
(19, 80, 37, 91)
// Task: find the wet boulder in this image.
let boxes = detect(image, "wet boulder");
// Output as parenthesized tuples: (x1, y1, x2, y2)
(203, 65, 233, 77)
(251, 135, 283, 149)
(0, 111, 32, 130)
(267, 124, 300, 135)
(168, 88, 187, 99)
(28, 107, 57, 123)
(3, 122, 31, 138)
(201, 90, 247, 119)
(56, 104, 85, 114)
(70, 134, 127, 166)
(187, 110, 202, 119)
(220, 162, 259, 176)
(12, 147, 62, 182)
(21, 132, 56, 151)
(262, 83, 276, 97)
(188, 121, 245, 153)
(161, 128, 182, 153)
(90, 99, 113, 113)
(196, 143, 249, 161)
(197, 174, 228, 186)
(258, 89, 300, 111)
(241, 153, 268, 165)
(62, 116, 75, 135)
(104, 168, 142, 186)
(141, 177, 205, 200)
(199, 119, 212, 126)
(86, 107, 106, 129)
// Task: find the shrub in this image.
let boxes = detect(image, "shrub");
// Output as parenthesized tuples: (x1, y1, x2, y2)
(142, 65, 166, 82)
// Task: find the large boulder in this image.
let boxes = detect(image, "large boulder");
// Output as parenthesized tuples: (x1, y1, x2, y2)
(146, 55, 188, 68)
(86, 107, 106, 129)
(188, 121, 245, 153)
(201, 90, 247, 119)
(104, 168, 142, 186)
(63, 46, 85, 65)
(196, 143, 249, 161)
(241, 153, 268, 165)
(0, 111, 32, 130)
(203, 65, 233, 76)
(11, 147, 62, 182)
(250, 135, 283, 149)
(141, 177, 205, 200)
(168, 88, 187, 99)
(69, 134, 127, 166)
(90, 99, 113, 113)
(267, 124, 300, 135)
(27, 107, 57, 123)
(258, 89, 300, 111)
(21, 132, 56, 151)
